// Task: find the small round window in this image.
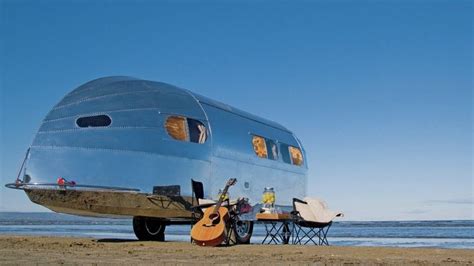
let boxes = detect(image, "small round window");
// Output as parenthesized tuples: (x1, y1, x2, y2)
(76, 115, 111, 128)
(165, 116, 207, 144)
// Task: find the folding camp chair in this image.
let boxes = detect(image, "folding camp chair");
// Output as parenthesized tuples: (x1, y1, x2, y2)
(292, 197, 343, 245)
(192, 179, 213, 212)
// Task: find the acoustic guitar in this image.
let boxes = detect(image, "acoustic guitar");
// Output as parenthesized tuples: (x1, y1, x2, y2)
(191, 178, 237, 247)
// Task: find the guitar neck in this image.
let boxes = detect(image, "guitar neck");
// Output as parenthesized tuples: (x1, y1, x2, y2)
(211, 179, 235, 214)
(213, 185, 230, 211)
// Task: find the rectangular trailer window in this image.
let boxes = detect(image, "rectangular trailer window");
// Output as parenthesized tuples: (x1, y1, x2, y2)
(280, 143, 291, 164)
(252, 135, 268, 158)
(280, 143, 303, 166)
(289, 146, 304, 166)
(188, 118, 207, 144)
(266, 139, 279, 160)
(165, 116, 189, 141)
(165, 116, 207, 144)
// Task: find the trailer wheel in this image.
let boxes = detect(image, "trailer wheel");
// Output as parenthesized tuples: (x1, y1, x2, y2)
(234, 220, 253, 244)
(133, 216, 166, 241)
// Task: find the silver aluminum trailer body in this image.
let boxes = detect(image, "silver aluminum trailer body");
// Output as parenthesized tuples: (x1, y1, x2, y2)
(9, 77, 308, 222)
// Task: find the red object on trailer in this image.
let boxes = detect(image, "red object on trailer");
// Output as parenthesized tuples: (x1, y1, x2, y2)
(57, 177, 76, 186)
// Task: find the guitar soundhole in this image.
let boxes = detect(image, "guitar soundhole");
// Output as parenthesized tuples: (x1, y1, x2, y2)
(209, 213, 220, 224)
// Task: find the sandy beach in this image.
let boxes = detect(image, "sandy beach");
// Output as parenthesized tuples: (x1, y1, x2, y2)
(0, 235, 472, 265)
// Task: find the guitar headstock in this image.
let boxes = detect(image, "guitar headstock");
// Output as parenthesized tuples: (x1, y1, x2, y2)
(227, 178, 237, 187)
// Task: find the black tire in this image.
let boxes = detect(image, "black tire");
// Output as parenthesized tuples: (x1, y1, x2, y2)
(233, 220, 253, 244)
(133, 216, 166, 241)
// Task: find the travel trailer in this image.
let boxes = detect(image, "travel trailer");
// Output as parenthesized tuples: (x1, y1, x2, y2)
(6, 76, 308, 242)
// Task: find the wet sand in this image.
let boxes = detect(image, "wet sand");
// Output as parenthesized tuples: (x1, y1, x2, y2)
(1, 235, 473, 265)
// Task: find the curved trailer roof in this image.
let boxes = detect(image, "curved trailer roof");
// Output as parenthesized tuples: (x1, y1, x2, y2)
(45, 76, 291, 133)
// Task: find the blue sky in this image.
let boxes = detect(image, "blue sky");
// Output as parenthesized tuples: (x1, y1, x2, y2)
(0, 0, 472, 220)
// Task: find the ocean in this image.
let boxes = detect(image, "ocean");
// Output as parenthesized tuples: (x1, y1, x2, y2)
(0, 212, 472, 249)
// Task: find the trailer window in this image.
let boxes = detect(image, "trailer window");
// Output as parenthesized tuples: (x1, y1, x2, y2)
(188, 118, 207, 144)
(76, 114, 111, 128)
(280, 143, 291, 164)
(266, 139, 279, 160)
(165, 116, 188, 141)
(165, 116, 207, 144)
(252, 135, 268, 158)
(289, 146, 304, 166)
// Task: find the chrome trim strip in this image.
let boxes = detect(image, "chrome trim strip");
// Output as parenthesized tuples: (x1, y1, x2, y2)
(5, 182, 140, 192)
